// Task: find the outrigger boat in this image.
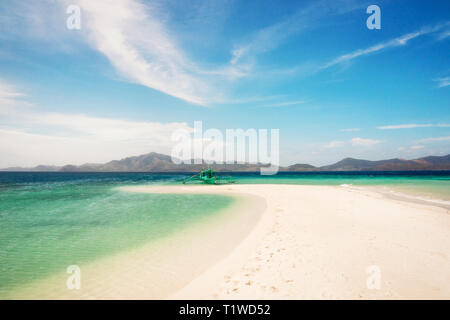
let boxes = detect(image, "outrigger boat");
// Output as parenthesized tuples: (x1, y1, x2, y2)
(183, 168, 236, 185)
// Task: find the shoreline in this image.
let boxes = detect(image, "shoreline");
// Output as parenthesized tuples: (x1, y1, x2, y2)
(361, 186, 450, 210)
(5, 183, 450, 299)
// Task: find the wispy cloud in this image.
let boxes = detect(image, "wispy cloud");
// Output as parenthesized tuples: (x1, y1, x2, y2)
(434, 77, 450, 88)
(417, 136, 450, 143)
(0, 79, 32, 114)
(321, 23, 448, 70)
(351, 137, 381, 147)
(377, 123, 449, 129)
(230, 0, 361, 65)
(0, 80, 24, 106)
(378, 124, 433, 129)
(0, 81, 194, 167)
(262, 100, 307, 107)
(220, 94, 287, 105)
(5, 0, 248, 106)
(76, 0, 215, 105)
(324, 137, 381, 148)
(325, 140, 345, 148)
(437, 29, 450, 40)
(340, 128, 360, 132)
(397, 145, 427, 153)
(0, 113, 193, 167)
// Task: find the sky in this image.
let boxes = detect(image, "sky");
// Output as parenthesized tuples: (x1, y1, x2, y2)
(0, 0, 449, 167)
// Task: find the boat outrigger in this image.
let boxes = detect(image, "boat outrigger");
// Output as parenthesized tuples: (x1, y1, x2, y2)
(183, 168, 236, 185)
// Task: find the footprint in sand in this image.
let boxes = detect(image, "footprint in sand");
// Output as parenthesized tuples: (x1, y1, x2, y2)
(285, 280, 294, 283)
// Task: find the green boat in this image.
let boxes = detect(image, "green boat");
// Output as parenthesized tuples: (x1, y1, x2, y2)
(183, 168, 236, 185)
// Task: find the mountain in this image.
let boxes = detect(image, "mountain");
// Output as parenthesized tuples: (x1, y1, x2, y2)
(1, 153, 449, 172)
(56, 152, 269, 172)
(318, 155, 450, 171)
(0, 165, 61, 172)
(286, 163, 317, 171)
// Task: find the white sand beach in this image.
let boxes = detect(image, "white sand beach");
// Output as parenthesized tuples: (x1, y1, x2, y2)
(124, 184, 450, 300)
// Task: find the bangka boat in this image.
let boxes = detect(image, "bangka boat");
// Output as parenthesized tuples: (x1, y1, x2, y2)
(182, 168, 236, 185)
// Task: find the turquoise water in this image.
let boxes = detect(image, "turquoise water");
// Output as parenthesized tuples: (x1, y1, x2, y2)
(0, 171, 448, 296)
(232, 172, 450, 200)
(0, 175, 234, 296)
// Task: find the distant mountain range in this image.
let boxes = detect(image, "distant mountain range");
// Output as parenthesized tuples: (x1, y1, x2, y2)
(1, 152, 450, 172)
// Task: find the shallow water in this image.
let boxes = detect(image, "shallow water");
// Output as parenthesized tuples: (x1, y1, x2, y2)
(0, 174, 234, 296)
(232, 171, 450, 201)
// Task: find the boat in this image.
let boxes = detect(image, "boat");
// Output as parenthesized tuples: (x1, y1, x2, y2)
(182, 168, 236, 185)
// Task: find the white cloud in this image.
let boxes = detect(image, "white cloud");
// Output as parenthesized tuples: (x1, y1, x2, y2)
(377, 124, 433, 129)
(0, 79, 194, 167)
(0, 80, 26, 112)
(397, 145, 430, 155)
(230, 14, 302, 65)
(324, 140, 345, 148)
(3, 0, 248, 105)
(321, 23, 448, 70)
(437, 29, 450, 40)
(262, 100, 307, 107)
(74, 0, 215, 105)
(351, 137, 381, 147)
(417, 136, 450, 143)
(230, 0, 360, 65)
(340, 128, 360, 132)
(0, 81, 23, 101)
(2, 1, 448, 106)
(377, 123, 449, 129)
(0, 114, 192, 168)
(435, 77, 450, 88)
(324, 136, 382, 148)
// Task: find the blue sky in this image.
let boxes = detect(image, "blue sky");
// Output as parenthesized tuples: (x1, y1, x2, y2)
(0, 0, 449, 167)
